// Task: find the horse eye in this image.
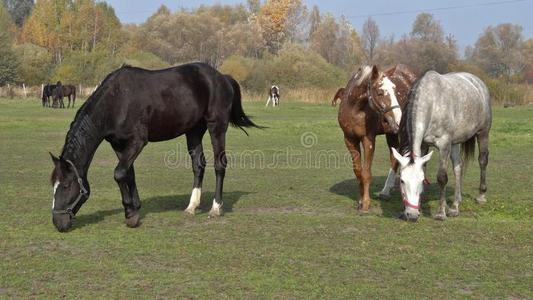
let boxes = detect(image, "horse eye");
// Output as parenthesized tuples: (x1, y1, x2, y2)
(400, 180, 405, 184)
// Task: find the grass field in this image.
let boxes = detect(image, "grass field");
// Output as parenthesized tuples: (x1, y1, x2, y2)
(1, 98, 532, 298)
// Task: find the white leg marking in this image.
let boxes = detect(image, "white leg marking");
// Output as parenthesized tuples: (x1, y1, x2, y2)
(379, 168, 396, 196)
(185, 187, 201, 214)
(381, 77, 402, 126)
(266, 97, 271, 107)
(52, 181, 59, 209)
(209, 199, 222, 217)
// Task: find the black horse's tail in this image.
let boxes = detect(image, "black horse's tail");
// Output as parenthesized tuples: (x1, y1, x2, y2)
(461, 135, 477, 173)
(225, 75, 263, 135)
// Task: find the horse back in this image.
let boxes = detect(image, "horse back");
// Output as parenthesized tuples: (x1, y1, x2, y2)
(100, 63, 230, 142)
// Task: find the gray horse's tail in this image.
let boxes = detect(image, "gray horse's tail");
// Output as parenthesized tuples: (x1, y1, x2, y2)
(461, 135, 476, 171)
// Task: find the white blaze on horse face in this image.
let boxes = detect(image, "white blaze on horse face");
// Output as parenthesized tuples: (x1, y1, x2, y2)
(380, 77, 402, 126)
(52, 181, 60, 209)
(399, 164, 424, 209)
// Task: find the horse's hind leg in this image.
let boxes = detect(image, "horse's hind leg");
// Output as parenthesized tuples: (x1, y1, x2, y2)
(476, 130, 489, 203)
(184, 125, 207, 215)
(207, 122, 228, 218)
(448, 144, 462, 217)
(112, 139, 146, 227)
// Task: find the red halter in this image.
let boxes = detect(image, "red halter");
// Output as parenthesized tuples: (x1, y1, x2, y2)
(400, 184, 420, 210)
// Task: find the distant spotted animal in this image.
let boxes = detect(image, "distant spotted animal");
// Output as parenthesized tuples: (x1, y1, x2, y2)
(266, 85, 280, 107)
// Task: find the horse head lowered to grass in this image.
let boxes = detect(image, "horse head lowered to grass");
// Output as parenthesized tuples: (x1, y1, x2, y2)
(393, 71, 492, 221)
(50, 63, 261, 232)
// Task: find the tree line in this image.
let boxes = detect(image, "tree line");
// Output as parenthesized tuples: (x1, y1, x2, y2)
(0, 0, 531, 102)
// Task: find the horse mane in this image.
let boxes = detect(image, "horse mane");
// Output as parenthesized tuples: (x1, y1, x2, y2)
(398, 75, 424, 161)
(59, 67, 124, 159)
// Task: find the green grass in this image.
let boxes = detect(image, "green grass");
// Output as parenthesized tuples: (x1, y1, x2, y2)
(1, 98, 532, 298)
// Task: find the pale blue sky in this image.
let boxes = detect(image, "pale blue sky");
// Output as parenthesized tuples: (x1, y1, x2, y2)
(103, 0, 533, 52)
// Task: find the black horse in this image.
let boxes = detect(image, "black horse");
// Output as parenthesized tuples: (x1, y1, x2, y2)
(42, 84, 56, 107)
(50, 63, 261, 232)
(53, 81, 77, 108)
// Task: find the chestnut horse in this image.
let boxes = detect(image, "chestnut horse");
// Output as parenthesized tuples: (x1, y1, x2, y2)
(334, 65, 417, 212)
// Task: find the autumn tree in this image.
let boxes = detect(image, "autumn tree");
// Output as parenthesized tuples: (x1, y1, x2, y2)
(258, 0, 306, 53)
(310, 14, 362, 71)
(15, 43, 52, 85)
(469, 23, 525, 80)
(362, 17, 379, 64)
(3, 0, 33, 27)
(0, 2, 18, 85)
(378, 13, 457, 73)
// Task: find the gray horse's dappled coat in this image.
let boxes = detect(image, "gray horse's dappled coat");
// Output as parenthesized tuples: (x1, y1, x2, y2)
(396, 71, 492, 221)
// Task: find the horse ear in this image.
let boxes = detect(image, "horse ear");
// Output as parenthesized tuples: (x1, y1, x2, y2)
(371, 65, 380, 81)
(332, 88, 345, 106)
(391, 148, 409, 167)
(50, 152, 60, 166)
(417, 151, 433, 165)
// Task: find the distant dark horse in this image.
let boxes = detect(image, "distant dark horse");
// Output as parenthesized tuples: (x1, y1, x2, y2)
(50, 63, 261, 232)
(42, 84, 56, 107)
(53, 81, 77, 108)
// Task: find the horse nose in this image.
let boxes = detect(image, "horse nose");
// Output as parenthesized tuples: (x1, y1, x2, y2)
(403, 207, 420, 222)
(52, 214, 73, 232)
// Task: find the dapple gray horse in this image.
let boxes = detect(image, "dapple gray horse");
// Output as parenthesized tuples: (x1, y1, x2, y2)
(392, 71, 492, 221)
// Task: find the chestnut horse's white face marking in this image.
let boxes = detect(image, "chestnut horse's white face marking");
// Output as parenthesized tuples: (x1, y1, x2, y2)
(380, 77, 402, 126)
(52, 181, 59, 209)
(392, 148, 433, 214)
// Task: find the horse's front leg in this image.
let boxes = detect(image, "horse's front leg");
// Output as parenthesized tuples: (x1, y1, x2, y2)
(207, 124, 228, 218)
(344, 136, 363, 210)
(448, 144, 462, 217)
(112, 139, 146, 227)
(360, 135, 376, 212)
(435, 141, 451, 220)
(379, 134, 399, 199)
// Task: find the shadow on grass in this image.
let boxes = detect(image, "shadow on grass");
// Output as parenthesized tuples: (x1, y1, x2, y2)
(329, 176, 456, 219)
(74, 190, 251, 230)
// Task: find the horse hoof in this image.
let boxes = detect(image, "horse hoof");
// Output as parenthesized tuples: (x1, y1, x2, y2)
(184, 208, 196, 216)
(378, 193, 391, 200)
(476, 195, 487, 204)
(125, 213, 141, 228)
(208, 208, 223, 218)
(434, 213, 447, 221)
(448, 208, 459, 217)
(357, 207, 370, 215)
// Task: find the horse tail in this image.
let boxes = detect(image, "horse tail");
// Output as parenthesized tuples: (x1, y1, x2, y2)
(461, 135, 476, 172)
(225, 75, 264, 135)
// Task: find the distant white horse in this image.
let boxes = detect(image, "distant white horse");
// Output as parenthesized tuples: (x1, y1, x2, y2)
(266, 85, 280, 107)
(393, 71, 492, 221)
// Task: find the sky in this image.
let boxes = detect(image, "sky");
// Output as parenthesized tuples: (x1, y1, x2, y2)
(103, 0, 533, 53)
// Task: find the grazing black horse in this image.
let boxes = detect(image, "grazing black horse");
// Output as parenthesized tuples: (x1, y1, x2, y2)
(50, 63, 260, 232)
(42, 84, 56, 107)
(53, 81, 77, 108)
